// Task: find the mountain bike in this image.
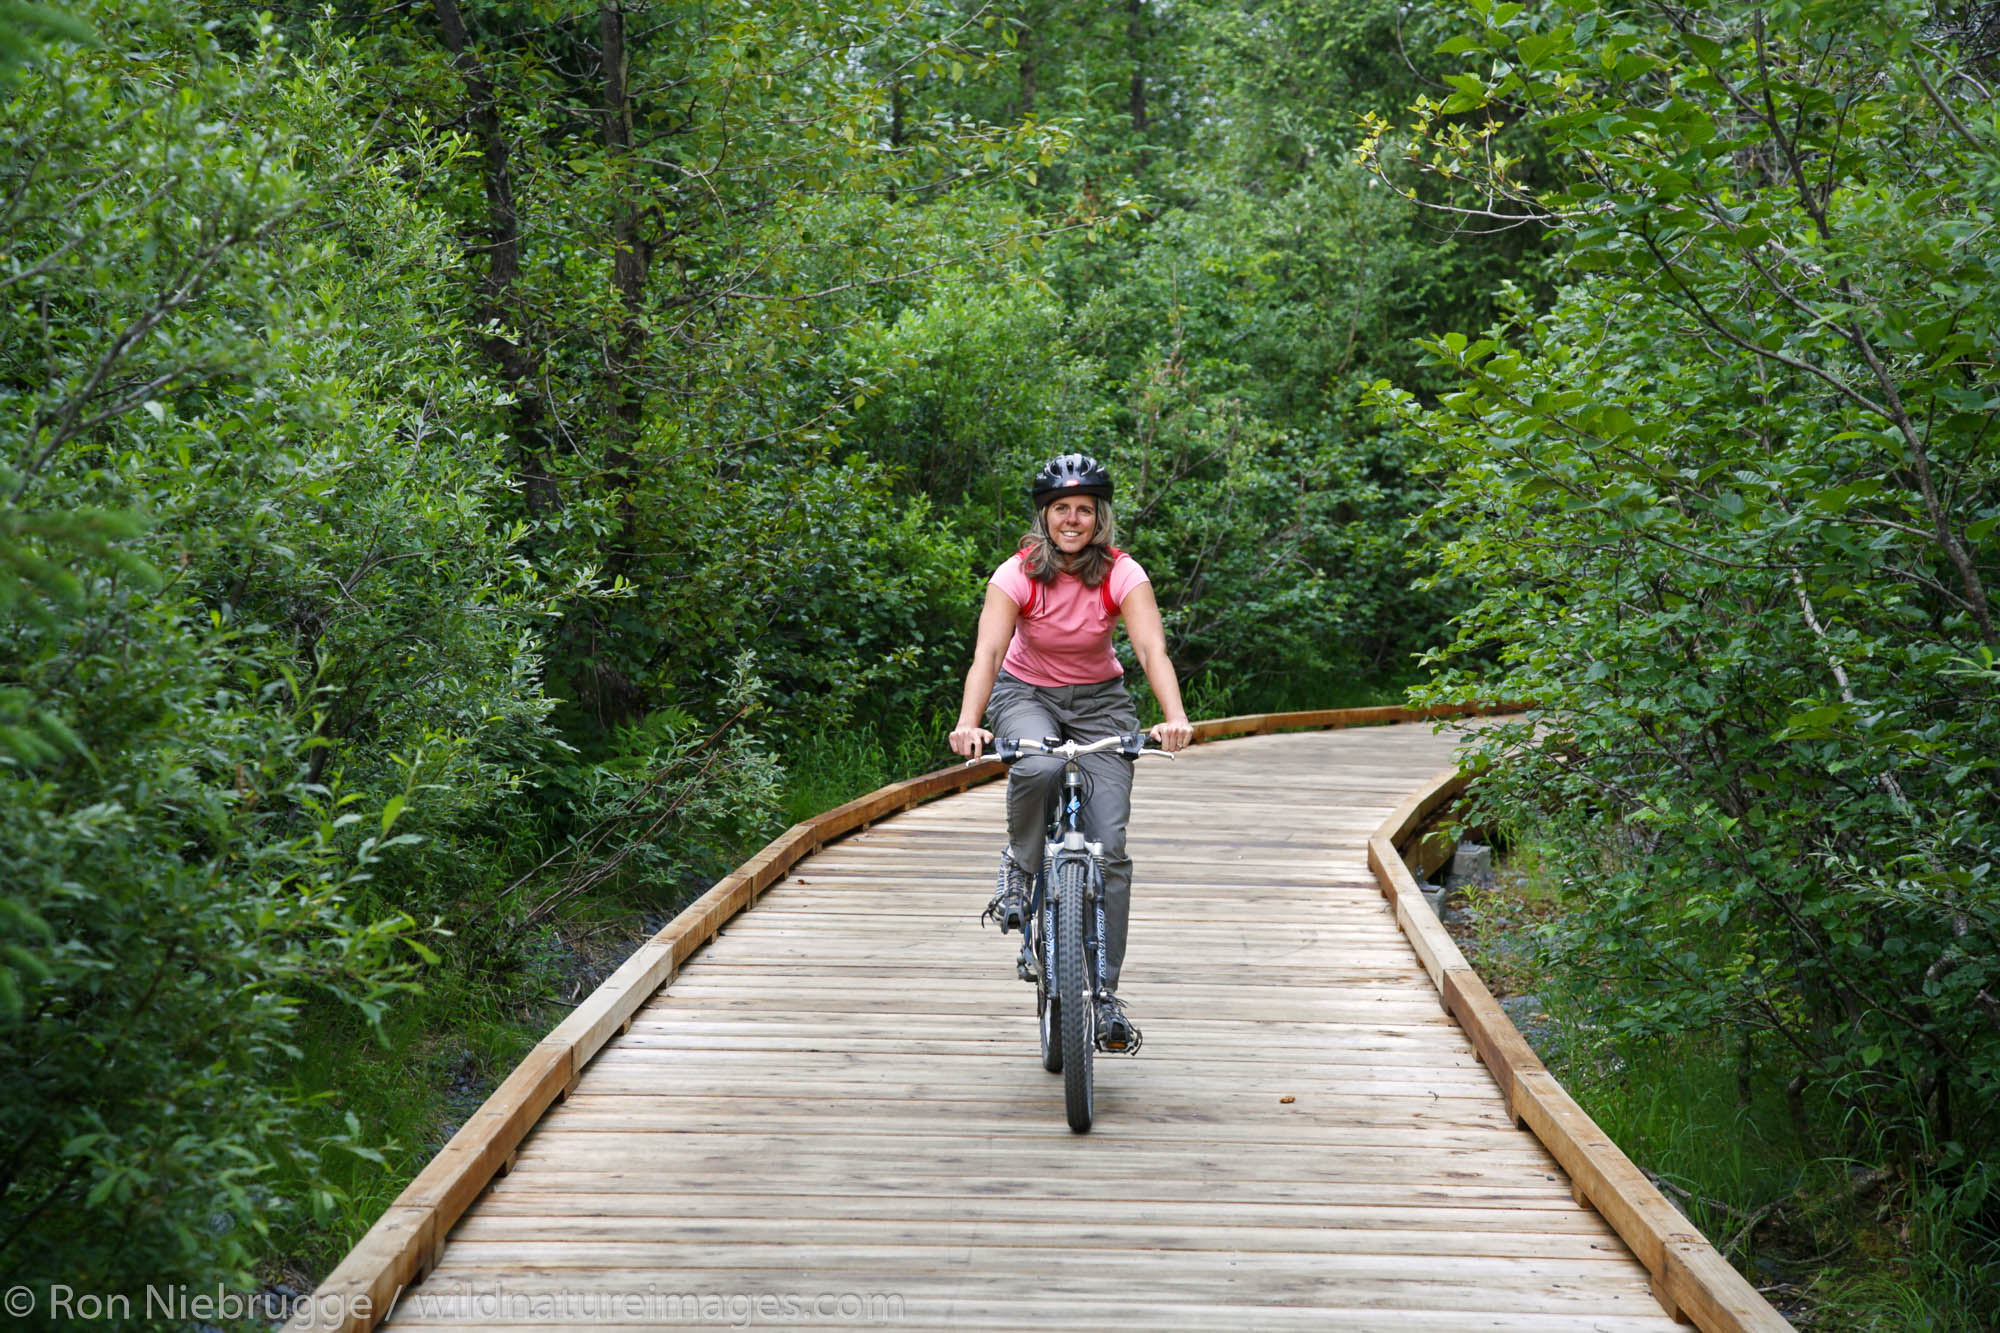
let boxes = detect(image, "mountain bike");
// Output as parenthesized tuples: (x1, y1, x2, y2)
(975, 732, 1171, 1132)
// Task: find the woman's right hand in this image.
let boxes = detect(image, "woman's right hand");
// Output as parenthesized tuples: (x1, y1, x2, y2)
(948, 723, 994, 759)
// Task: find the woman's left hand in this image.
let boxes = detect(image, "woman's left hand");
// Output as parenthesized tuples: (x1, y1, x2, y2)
(1149, 717, 1194, 753)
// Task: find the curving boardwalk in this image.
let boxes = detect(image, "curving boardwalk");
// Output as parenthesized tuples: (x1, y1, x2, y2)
(377, 723, 1682, 1331)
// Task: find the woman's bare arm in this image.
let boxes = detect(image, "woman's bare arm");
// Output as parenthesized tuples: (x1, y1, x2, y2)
(949, 583, 1021, 757)
(1118, 582, 1193, 752)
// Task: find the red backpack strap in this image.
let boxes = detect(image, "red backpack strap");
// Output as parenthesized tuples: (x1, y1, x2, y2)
(1100, 548, 1127, 616)
(1015, 548, 1038, 618)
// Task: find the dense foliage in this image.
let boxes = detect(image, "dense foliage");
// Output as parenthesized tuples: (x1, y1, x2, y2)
(2, 0, 1505, 1314)
(1368, 0, 2000, 1300)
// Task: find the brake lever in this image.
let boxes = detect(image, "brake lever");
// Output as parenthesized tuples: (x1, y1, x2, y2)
(964, 737, 1026, 767)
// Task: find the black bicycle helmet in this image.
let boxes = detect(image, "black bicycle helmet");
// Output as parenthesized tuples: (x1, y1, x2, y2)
(1030, 453, 1113, 507)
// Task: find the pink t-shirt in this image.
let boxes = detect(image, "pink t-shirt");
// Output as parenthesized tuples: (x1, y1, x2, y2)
(989, 552, 1151, 686)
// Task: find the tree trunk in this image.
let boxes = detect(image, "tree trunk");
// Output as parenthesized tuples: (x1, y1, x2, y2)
(581, 0, 651, 730)
(1127, 0, 1147, 136)
(1018, 4, 1037, 116)
(431, 0, 557, 514)
(599, 0, 648, 480)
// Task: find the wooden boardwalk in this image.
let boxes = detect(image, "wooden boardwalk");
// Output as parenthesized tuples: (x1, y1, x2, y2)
(378, 723, 1683, 1330)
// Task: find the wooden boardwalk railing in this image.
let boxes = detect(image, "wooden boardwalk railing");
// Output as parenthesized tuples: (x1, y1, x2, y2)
(294, 707, 1790, 1332)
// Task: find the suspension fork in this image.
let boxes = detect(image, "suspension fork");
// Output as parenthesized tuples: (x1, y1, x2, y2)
(1053, 758, 1108, 997)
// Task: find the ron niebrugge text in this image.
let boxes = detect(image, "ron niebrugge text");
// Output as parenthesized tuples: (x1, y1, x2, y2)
(11, 1283, 369, 1324)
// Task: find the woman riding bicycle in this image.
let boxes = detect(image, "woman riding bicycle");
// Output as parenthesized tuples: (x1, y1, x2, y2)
(947, 453, 1193, 1050)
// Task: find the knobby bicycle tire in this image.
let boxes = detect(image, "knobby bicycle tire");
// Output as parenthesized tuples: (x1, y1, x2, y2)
(1038, 895, 1062, 1074)
(1056, 857, 1094, 1132)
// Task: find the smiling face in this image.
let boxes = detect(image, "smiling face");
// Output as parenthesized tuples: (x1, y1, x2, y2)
(1042, 495, 1099, 556)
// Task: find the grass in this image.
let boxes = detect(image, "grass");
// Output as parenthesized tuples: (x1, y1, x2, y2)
(1455, 840, 2000, 1332)
(266, 967, 558, 1281)
(778, 705, 954, 825)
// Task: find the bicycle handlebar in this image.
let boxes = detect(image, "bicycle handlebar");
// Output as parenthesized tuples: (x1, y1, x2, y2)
(965, 732, 1175, 766)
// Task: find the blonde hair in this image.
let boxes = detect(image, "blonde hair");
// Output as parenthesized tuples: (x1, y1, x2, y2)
(1020, 498, 1118, 586)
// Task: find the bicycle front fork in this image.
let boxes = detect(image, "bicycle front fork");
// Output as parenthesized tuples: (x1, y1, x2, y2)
(1041, 854, 1110, 998)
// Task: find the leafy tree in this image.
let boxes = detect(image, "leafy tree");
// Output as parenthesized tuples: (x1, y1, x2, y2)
(282, 0, 1066, 742)
(1368, 0, 2000, 1258)
(0, 2, 569, 1298)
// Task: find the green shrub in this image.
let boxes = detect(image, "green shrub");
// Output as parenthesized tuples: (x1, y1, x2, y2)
(0, 4, 557, 1299)
(1376, 0, 2000, 1275)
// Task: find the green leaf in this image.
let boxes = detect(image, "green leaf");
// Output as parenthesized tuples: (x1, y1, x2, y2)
(1681, 32, 1723, 68)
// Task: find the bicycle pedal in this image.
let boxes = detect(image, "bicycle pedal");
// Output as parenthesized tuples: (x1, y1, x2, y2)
(1094, 997, 1142, 1054)
(981, 897, 1024, 933)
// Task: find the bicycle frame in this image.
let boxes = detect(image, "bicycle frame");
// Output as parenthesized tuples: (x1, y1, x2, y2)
(1026, 750, 1110, 1011)
(987, 736, 1167, 992)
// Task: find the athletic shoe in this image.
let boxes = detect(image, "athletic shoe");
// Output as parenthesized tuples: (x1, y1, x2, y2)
(981, 849, 1029, 933)
(1096, 989, 1142, 1054)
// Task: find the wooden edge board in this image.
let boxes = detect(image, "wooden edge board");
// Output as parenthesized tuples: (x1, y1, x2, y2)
(1441, 968, 1545, 1106)
(1375, 771, 1794, 1333)
(1367, 806, 1478, 999)
(389, 1042, 568, 1224)
(297, 700, 1511, 1332)
(1189, 700, 1525, 743)
(543, 942, 676, 1071)
(280, 1205, 432, 1333)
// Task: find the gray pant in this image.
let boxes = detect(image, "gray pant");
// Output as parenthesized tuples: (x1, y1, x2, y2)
(984, 669, 1139, 988)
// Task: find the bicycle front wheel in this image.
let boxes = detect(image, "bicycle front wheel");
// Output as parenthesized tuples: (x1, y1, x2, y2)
(1038, 979, 1062, 1074)
(1055, 858, 1094, 1132)
(1037, 889, 1062, 1074)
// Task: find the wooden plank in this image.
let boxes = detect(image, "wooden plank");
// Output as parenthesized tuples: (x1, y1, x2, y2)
(380, 1302, 1679, 1333)
(467, 1190, 1622, 1233)
(1371, 769, 1472, 893)
(578, 1050, 1506, 1085)
(407, 1244, 1663, 1289)
(574, 1050, 1508, 1086)
(382, 1304, 1680, 1320)
(529, 1115, 1529, 1149)
(448, 1210, 1636, 1260)
(1507, 1071, 1705, 1277)
(505, 1138, 1570, 1185)
(1660, 1239, 1798, 1333)
(482, 1173, 1587, 1209)
(378, 1259, 1672, 1318)
(1190, 701, 1525, 743)
(540, 942, 673, 1073)
(1442, 966, 1548, 1110)
(606, 1029, 1494, 1065)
